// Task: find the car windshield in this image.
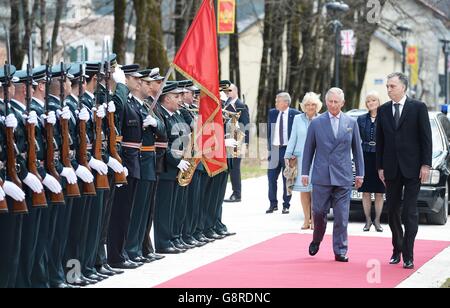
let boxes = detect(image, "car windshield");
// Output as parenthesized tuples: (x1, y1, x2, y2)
(431, 119, 444, 158)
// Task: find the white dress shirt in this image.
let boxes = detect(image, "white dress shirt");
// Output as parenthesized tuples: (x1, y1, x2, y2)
(392, 95, 407, 117)
(272, 109, 289, 147)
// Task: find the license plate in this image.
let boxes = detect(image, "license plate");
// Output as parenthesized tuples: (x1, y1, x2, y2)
(351, 190, 386, 201)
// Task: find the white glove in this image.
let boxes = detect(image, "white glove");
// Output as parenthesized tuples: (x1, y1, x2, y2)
(124, 166, 128, 177)
(107, 157, 124, 173)
(42, 174, 62, 194)
(143, 115, 157, 128)
(96, 104, 106, 119)
(0, 185, 5, 201)
(23, 173, 44, 193)
(60, 167, 78, 184)
(78, 107, 90, 121)
(177, 160, 191, 172)
(25, 111, 38, 125)
(41, 111, 57, 125)
(108, 101, 116, 113)
(225, 138, 238, 148)
(112, 66, 126, 85)
(89, 157, 108, 175)
(60, 106, 71, 120)
(75, 165, 94, 183)
(3, 180, 25, 201)
(5, 114, 18, 129)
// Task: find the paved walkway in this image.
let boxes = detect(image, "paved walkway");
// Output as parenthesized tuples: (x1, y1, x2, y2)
(92, 176, 450, 288)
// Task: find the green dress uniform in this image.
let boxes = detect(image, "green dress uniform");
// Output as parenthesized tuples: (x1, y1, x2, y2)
(125, 96, 165, 261)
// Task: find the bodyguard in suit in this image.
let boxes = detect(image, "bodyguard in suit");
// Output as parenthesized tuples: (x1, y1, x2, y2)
(302, 88, 364, 262)
(266, 92, 300, 214)
(223, 84, 249, 203)
(376, 72, 432, 270)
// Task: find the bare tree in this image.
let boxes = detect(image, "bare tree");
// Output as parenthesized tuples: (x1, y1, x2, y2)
(133, 0, 150, 67)
(147, 0, 169, 72)
(229, 3, 240, 93)
(113, 0, 127, 63)
(39, 0, 46, 63)
(51, 0, 65, 58)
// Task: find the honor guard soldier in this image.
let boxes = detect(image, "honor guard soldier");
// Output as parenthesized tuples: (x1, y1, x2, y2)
(124, 68, 165, 263)
(0, 66, 27, 288)
(107, 64, 145, 269)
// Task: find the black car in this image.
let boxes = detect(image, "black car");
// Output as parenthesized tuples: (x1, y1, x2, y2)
(347, 110, 449, 225)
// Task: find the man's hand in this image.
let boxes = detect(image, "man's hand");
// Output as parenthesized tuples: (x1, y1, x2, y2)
(419, 165, 431, 184)
(302, 176, 309, 187)
(355, 177, 364, 189)
(378, 169, 385, 186)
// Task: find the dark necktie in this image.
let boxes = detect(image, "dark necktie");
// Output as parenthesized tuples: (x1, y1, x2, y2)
(279, 112, 284, 146)
(394, 103, 400, 128)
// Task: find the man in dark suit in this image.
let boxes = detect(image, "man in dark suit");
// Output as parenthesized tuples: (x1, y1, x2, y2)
(223, 84, 250, 203)
(266, 92, 301, 214)
(376, 72, 432, 270)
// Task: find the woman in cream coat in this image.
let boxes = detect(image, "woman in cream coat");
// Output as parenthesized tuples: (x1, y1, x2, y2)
(285, 92, 322, 230)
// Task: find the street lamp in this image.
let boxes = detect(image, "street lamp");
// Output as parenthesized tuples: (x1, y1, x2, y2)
(396, 25, 411, 74)
(326, 1, 349, 88)
(441, 39, 450, 105)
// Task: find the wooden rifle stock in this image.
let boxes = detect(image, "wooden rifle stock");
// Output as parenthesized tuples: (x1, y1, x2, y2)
(94, 113, 110, 190)
(26, 123, 47, 207)
(0, 179, 8, 213)
(45, 121, 65, 204)
(78, 120, 97, 195)
(6, 127, 28, 213)
(60, 118, 81, 197)
(107, 112, 127, 184)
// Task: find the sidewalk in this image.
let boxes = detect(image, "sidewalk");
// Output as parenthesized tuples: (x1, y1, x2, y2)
(92, 176, 450, 288)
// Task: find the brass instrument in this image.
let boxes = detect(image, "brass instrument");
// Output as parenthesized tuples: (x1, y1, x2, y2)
(223, 109, 246, 158)
(177, 132, 200, 187)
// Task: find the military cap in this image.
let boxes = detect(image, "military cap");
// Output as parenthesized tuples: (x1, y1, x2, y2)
(161, 82, 183, 95)
(220, 80, 232, 92)
(141, 67, 164, 81)
(122, 64, 143, 78)
(50, 63, 73, 79)
(0, 65, 19, 85)
(13, 69, 38, 86)
(32, 65, 48, 82)
(68, 63, 89, 80)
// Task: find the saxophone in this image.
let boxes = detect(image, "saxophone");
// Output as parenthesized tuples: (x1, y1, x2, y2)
(224, 110, 246, 158)
(177, 132, 201, 187)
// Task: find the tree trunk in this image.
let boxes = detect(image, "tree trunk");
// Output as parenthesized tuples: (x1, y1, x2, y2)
(40, 0, 47, 64)
(229, 3, 240, 94)
(133, 0, 150, 67)
(147, 0, 169, 72)
(10, 0, 21, 67)
(51, 0, 65, 59)
(113, 0, 127, 63)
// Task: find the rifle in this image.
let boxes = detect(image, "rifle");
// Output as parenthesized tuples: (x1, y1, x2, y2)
(3, 27, 28, 213)
(44, 42, 65, 204)
(105, 38, 127, 185)
(78, 46, 96, 195)
(92, 42, 109, 190)
(26, 36, 47, 207)
(59, 61, 80, 197)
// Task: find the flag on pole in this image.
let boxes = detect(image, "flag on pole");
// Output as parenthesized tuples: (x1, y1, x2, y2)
(341, 29, 357, 56)
(408, 46, 419, 86)
(172, 0, 227, 176)
(218, 0, 236, 34)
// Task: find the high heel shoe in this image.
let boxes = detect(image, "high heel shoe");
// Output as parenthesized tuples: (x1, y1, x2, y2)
(301, 223, 310, 230)
(363, 222, 372, 232)
(373, 221, 383, 232)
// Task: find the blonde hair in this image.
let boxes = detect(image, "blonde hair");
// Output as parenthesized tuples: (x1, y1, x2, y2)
(365, 91, 381, 108)
(301, 92, 323, 113)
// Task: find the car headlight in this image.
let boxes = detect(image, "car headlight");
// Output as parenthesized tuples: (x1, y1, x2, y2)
(424, 170, 440, 185)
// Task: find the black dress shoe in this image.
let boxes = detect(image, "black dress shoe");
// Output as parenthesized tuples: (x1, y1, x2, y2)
(87, 274, 104, 282)
(373, 222, 383, 232)
(52, 282, 79, 288)
(403, 260, 414, 269)
(224, 194, 241, 203)
(129, 260, 144, 267)
(363, 222, 372, 232)
(156, 247, 182, 254)
(180, 239, 196, 249)
(204, 230, 226, 240)
(146, 253, 165, 260)
(104, 264, 124, 274)
(69, 277, 91, 287)
(282, 208, 290, 214)
(95, 272, 110, 280)
(131, 256, 151, 264)
(172, 240, 189, 251)
(183, 237, 205, 247)
(80, 275, 98, 284)
(265, 206, 278, 214)
(97, 266, 116, 276)
(216, 229, 237, 237)
(309, 241, 320, 256)
(109, 261, 140, 269)
(335, 254, 349, 262)
(389, 253, 401, 264)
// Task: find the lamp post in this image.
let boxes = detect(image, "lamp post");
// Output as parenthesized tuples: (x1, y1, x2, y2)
(326, 1, 349, 88)
(441, 39, 450, 105)
(396, 25, 411, 74)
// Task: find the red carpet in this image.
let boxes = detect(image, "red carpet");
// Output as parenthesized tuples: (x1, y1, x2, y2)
(156, 234, 449, 288)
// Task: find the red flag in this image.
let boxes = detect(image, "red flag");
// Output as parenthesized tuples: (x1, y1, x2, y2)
(172, 0, 227, 176)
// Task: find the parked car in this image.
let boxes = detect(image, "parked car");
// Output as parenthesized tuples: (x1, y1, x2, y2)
(347, 110, 449, 225)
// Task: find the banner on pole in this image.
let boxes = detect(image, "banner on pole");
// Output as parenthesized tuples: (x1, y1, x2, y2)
(218, 0, 236, 34)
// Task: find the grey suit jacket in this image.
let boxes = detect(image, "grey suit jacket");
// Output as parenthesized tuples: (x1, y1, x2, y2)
(302, 112, 364, 187)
